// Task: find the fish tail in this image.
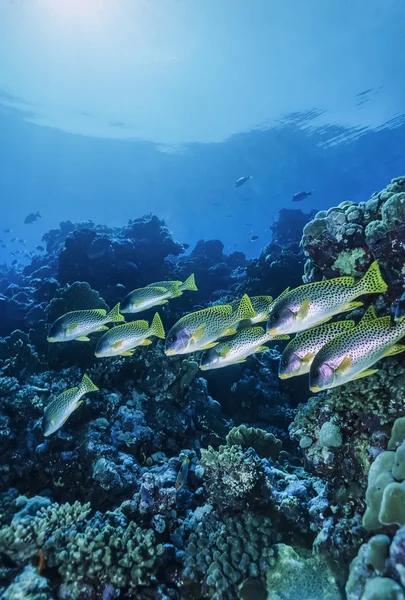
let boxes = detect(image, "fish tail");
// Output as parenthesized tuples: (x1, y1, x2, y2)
(234, 294, 256, 322)
(179, 274, 198, 292)
(150, 312, 165, 339)
(36, 211, 41, 218)
(80, 373, 99, 394)
(356, 261, 388, 295)
(106, 303, 125, 323)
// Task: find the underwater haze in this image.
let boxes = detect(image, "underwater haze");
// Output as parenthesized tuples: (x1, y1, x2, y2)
(1, 1, 405, 599)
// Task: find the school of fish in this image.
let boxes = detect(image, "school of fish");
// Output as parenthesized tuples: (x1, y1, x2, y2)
(44, 260, 404, 436)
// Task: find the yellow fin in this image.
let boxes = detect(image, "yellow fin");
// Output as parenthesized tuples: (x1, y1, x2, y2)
(359, 305, 378, 325)
(219, 345, 231, 358)
(383, 344, 405, 357)
(270, 334, 291, 341)
(296, 298, 311, 320)
(129, 320, 149, 329)
(139, 339, 153, 346)
(335, 356, 352, 374)
(349, 368, 379, 381)
(107, 303, 125, 323)
(199, 341, 219, 350)
(157, 299, 169, 305)
(120, 350, 135, 356)
(221, 327, 238, 336)
(179, 274, 198, 292)
(80, 374, 99, 393)
(256, 346, 269, 352)
(66, 322, 79, 334)
(112, 341, 124, 350)
(341, 301, 364, 312)
(97, 325, 109, 332)
(234, 294, 256, 321)
(357, 261, 388, 295)
(75, 336, 90, 342)
(150, 312, 165, 339)
(191, 324, 206, 342)
(91, 309, 107, 316)
(302, 352, 316, 364)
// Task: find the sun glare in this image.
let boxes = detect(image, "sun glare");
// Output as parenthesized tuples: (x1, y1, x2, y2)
(38, 0, 104, 20)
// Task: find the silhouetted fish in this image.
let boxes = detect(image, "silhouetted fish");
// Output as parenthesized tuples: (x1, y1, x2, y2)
(395, 290, 405, 322)
(251, 235, 258, 241)
(4, 229, 11, 233)
(292, 191, 312, 202)
(235, 175, 252, 188)
(36, 245, 45, 252)
(24, 211, 41, 224)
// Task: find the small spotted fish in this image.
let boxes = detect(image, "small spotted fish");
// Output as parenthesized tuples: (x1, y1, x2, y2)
(176, 457, 190, 490)
(95, 313, 165, 357)
(200, 326, 289, 370)
(47, 303, 124, 343)
(279, 320, 355, 379)
(43, 373, 99, 436)
(121, 274, 197, 314)
(165, 294, 256, 356)
(267, 261, 387, 335)
(309, 306, 405, 392)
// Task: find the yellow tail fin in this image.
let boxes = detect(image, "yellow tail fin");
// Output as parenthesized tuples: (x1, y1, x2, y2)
(234, 294, 256, 322)
(150, 312, 165, 339)
(179, 274, 198, 292)
(106, 303, 125, 323)
(80, 373, 99, 394)
(357, 261, 387, 295)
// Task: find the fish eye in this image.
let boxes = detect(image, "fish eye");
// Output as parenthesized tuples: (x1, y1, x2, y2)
(168, 334, 176, 343)
(281, 358, 288, 367)
(270, 312, 279, 322)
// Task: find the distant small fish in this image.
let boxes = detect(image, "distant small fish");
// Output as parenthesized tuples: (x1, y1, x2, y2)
(251, 235, 259, 241)
(10, 251, 15, 256)
(235, 175, 252, 188)
(292, 191, 312, 202)
(245, 223, 253, 226)
(182, 243, 190, 250)
(43, 373, 99, 436)
(241, 197, 252, 202)
(24, 211, 41, 224)
(225, 214, 233, 218)
(10, 238, 17, 242)
(4, 229, 11, 233)
(36, 245, 45, 252)
(1, 245, 6, 249)
(11, 260, 17, 265)
(176, 457, 190, 490)
(211, 202, 221, 206)
(19, 239, 26, 245)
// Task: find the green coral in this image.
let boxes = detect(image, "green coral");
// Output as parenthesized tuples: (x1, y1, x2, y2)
(346, 535, 391, 599)
(226, 425, 282, 459)
(319, 421, 343, 448)
(332, 248, 367, 276)
(362, 577, 405, 600)
(363, 417, 405, 530)
(0, 566, 53, 600)
(183, 512, 276, 600)
(0, 501, 162, 589)
(266, 544, 342, 600)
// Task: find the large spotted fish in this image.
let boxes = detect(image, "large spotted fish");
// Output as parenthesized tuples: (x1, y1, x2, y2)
(267, 261, 387, 335)
(47, 304, 124, 343)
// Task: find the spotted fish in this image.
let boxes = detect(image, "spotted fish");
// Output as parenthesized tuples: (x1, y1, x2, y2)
(95, 312, 165, 357)
(47, 303, 124, 343)
(279, 320, 355, 379)
(43, 373, 99, 436)
(200, 326, 289, 370)
(121, 274, 197, 314)
(267, 261, 387, 335)
(165, 294, 256, 355)
(309, 306, 405, 392)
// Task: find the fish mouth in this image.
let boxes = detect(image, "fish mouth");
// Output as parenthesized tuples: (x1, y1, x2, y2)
(165, 349, 177, 356)
(309, 385, 322, 393)
(94, 353, 102, 358)
(47, 337, 56, 343)
(267, 327, 278, 335)
(278, 372, 291, 380)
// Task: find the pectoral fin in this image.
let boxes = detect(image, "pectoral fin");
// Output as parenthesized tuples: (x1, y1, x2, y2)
(296, 298, 310, 320)
(256, 346, 269, 353)
(349, 368, 378, 381)
(66, 322, 79, 334)
(199, 342, 219, 350)
(139, 339, 153, 346)
(335, 356, 352, 374)
(383, 344, 405, 357)
(112, 341, 123, 350)
(302, 352, 316, 364)
(191, 325, 206, 343)
(341, 301, 364, 312)
(119, 350, 135, 356)
(97, 326, 109, 332)
(219, 344, 231, 358)
(221, 327, 237, 336)
(75, 336, 90, 342)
